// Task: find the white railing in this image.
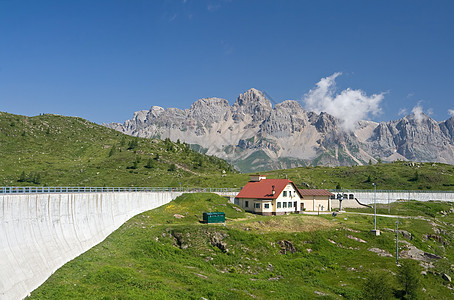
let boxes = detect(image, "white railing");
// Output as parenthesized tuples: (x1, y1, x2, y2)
(0, 186, 241, 194)
(329, 189, 454, 194)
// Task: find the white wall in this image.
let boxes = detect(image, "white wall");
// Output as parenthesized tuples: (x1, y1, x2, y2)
(0, 192, 181, 300)
(331, 191, 454, 209)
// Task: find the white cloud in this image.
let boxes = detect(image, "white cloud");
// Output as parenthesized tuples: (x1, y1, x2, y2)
(302, 73, 384, 131)
(398, 108, 408, 116)
(449, 109, 454, 117)
(411, 102, 426, 123)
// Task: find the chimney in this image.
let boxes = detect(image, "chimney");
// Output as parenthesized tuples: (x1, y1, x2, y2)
(272, 185, 275, 195)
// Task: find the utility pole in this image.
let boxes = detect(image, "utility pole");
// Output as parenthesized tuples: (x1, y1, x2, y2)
(396, 216, 399, 265)
(388, 192, 390, 214)
(371, 183, 380, 235)
(373, 183, 377, 231)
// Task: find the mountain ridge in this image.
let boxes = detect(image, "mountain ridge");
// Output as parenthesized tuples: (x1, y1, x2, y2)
(106, 89, 454, 172)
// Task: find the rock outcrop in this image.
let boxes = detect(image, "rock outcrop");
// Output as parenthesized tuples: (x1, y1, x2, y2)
(106, 88, 454, 172)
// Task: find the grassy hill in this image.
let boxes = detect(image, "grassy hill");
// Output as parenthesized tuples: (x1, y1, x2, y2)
(1, 111, 454, 191)
(0, 112, 239, 187)
(263, 161, 454, 191)
(28, 193, 454, 299)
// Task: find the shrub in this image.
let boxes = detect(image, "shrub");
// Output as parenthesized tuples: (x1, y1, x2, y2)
(398, 260, 421, 299)
(362, 271, 393, 300)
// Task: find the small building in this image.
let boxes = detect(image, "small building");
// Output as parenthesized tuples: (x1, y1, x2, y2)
(298, 189, 334, 212)
(235, 175, 304, 215)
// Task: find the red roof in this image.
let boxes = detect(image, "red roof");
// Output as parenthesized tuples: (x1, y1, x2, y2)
(236, 179, 300, 199)
(298, 189, 333, 197)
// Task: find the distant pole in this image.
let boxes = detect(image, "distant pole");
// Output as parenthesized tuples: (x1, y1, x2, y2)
(372, 183, 377, 231)
(396, 216, 399, 265)
(388, 192, 390, 214)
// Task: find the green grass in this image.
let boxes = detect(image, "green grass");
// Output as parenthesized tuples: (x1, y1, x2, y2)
(2, 111, 454, 191)
(264, 161, 454, 190)
(28, 194, 454, 299)
(0, 112, 240, 187)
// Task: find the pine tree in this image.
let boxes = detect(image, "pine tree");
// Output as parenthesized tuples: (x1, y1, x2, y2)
(19, 171, 26, 182)
(399, 260, 421, 299)
(362, 271, 393, 300)
(108, 146, 116, 157)
(145, 158, 154, 169)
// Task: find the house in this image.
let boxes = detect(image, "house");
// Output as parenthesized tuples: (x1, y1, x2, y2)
(235, 175, 304, 215)
(298, 189, 333, 212)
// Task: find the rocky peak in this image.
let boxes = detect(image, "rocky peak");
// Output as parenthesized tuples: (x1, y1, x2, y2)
(232, 88, 272, 122)
(440, 117, 454, 138)
(313, 112, 337, 134)
(188, 97, 230, 125)
(274, 100, 305, 113)
(149, 106, 165, 118)
(132, 110, 149, 125)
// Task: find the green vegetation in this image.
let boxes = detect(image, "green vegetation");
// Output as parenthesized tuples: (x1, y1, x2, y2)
(29, 195, 454, 299)
(2, 111, 454, 191)
(0, 112, 238, 187)
(265, 161, 454, 191)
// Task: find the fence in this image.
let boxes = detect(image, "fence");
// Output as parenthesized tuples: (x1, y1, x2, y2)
(0, 186, 241, 195)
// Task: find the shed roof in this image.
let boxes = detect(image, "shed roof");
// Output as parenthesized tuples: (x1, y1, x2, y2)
(236, 179, 300, 200)
(298, 189, 334, 197)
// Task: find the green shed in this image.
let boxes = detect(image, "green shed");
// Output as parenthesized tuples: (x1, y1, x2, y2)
(203, 212, 225, 224)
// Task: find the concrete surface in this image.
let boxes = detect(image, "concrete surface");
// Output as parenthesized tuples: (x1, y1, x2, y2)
(0, 191, 181, 300)
(331, 191, 454, 209)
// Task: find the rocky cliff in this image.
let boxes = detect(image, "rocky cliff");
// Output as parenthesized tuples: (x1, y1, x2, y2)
(106, 88, 454, 172)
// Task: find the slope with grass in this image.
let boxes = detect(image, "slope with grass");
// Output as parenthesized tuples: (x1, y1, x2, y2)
(0, 112, 239, 187)
(28, 194, 454, 299)
(265, 161, 454, 191)
(2, 112, 454, 191)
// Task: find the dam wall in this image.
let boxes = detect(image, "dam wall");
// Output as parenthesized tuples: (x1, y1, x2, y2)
(0, 191, 181, 300)
(330, 190, 454, 209)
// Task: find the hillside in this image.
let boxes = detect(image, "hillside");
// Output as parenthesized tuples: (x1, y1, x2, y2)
(28, 193, 454, 299)
(265, 161, 454, 191)
(1, 111, 454, 191)
(0, 112, 237, 187)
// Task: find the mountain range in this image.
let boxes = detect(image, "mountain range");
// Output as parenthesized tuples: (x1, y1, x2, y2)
(106, 88, 454, 172)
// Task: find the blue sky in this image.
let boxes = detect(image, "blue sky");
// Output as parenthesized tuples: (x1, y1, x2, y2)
(1, 0, 453, 124)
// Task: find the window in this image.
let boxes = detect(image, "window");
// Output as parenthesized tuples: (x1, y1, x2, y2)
(255, 203, 260, 209)
(349, 194, 354, 199)
(288, 202, 292, 208)
(245, 201, 249, 208)
(277, 202, 281, 208)
(283, 191, 287, 197)
(283, 202, 287, 208)
(288, 191, 292, 197)
(264, 203, 270, 209)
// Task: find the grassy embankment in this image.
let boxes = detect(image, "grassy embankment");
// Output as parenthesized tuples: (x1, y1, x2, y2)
(29, 193, 454, 299)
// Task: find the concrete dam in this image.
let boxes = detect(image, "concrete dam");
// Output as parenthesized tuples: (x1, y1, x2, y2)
(0, 189, 183, 300)
(0, 187, 452, 299)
